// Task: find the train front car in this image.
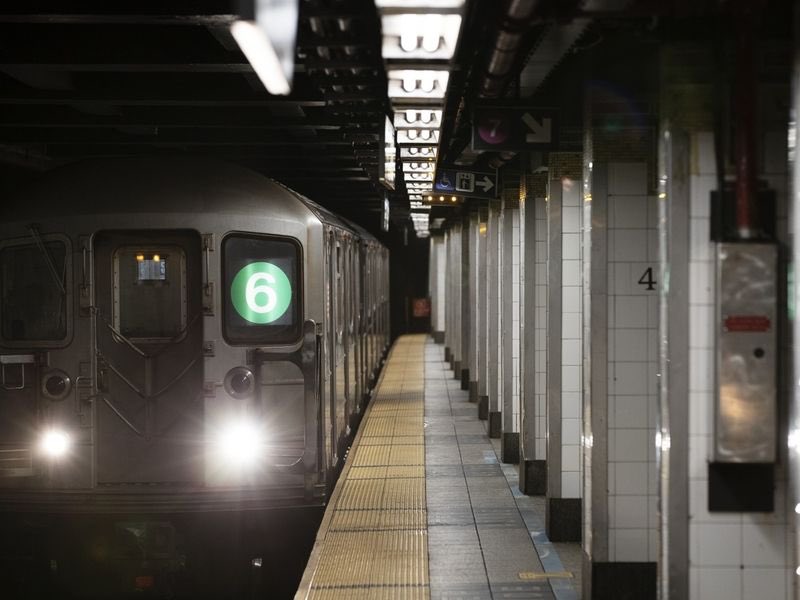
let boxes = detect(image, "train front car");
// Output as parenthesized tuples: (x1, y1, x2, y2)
(0, 159, 338, 597)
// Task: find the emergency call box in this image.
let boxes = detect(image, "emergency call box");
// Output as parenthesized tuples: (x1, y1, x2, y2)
(715, 243, 777, 463)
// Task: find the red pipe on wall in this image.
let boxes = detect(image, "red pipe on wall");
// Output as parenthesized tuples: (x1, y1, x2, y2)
(733, 3, 758, 239)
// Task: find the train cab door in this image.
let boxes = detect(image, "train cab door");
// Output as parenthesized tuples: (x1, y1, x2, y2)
(92, 230, 204, 484)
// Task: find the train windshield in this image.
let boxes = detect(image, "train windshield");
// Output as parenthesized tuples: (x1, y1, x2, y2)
(0, 240, 68, 342)
(223, 234, 302, 345)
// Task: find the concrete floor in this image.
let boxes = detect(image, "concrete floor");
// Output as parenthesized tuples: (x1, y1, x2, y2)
(424, 339, 582, 599)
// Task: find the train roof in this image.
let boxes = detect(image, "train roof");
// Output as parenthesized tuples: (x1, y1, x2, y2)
(1, 158, 373, 242)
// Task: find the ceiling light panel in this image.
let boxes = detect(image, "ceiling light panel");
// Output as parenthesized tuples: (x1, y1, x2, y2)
(405, 172, 434, 182)
(376, 0, 465, 8)
(394, 109, 443, 129)
(382, 14, 462, 60)
(397, 128, 440, 144)
(388, 69, 449, 101)
(400, 146, 437, 159)
(403, 162, 436, 173)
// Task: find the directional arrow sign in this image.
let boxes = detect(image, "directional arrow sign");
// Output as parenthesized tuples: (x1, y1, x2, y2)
(522, 113, 552, 144)
(472, 106, 558, 151)
(476, 176, 494, 193)
(434, 169, 498, 200)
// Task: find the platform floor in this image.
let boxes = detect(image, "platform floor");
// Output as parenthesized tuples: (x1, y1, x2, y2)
(296, 335, 581, 600)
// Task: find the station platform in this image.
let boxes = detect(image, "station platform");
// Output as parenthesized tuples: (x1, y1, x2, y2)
(295, 335, 580, 600)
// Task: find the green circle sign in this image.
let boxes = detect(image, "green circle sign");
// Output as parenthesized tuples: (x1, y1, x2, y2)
(230, 262, 292, 324)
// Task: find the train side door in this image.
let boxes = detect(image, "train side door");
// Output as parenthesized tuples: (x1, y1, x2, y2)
(93, 230, 204, 484)
(326, 230, 338, 466)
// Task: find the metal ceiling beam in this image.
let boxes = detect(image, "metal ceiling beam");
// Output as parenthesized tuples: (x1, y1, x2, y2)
(0, 108, 379, 129)
(0, 63, 255, 73)
(0, 14, 237, 25)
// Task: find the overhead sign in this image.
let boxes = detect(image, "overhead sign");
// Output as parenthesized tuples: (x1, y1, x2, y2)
(231, 262, 292, 324)
(434, 168, 497, 199)
(472, 106, 557, 151)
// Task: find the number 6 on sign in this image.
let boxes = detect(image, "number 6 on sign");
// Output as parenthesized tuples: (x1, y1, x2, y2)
(246, 272, 277, 314)
(231, 262, 292, 324)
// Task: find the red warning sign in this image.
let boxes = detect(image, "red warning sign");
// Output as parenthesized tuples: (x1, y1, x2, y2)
(412, 298, 431, 318)
(723, 315, 771, 332)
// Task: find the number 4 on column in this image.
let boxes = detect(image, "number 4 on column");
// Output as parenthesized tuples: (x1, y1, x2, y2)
(638, 267, 656, 291)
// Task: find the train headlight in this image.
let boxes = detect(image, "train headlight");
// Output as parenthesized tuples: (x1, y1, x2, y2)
(215, 419, 263, 467)
(40, 428, 72, 459)
(224, 367, 255, 399)
(42, 370, 72, 401)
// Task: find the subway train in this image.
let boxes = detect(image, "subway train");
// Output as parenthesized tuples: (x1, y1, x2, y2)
(0, 158, 390, 596)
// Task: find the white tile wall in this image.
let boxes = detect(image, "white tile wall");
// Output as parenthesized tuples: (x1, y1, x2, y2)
(685, 131, 791, 600)
(535, 195, 548, 458)
(605, 162, 659, 562)
(561, 177, 582, 498)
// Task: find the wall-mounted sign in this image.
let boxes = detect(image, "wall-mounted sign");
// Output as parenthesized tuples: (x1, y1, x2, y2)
(472, 106, 558, 151)
(433, 168, 497, 199)
(230, 262, 292, 324)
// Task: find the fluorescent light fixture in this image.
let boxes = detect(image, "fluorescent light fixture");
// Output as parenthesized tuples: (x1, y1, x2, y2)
(382, 14, 462, 60)
(394, 109, 442, 129)
(398, 128, 440, 144)
(376, 0, 465, 8)
(388, 69, 449, 100)
(405, 171, 433, 182)
(400, 146, 437, 159)
(230, 0, 299, 95)
(403, 162, 436, 173)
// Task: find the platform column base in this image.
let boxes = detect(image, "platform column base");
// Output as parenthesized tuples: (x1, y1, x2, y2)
(477, 396, 489, 420)
(546, 497, 581, 542)
(583, 555, 657, 600)
(500, 432, 519, 464)
(488, 411, 502, 438)
(468, 381, 478, 403)
(432, 331, 445, 343)
(519, 459, 546, 496)
(460, 369, 469, 390)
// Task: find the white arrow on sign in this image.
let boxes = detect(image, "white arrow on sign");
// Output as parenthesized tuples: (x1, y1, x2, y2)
(476, 176, 494, 193)
(522, 113, 552, 143)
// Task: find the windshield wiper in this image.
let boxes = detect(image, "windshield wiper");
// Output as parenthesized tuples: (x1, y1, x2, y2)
(27, 224, 66, 296)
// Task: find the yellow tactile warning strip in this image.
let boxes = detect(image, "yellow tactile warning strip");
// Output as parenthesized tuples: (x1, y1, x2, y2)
(295, 335, 429, 600)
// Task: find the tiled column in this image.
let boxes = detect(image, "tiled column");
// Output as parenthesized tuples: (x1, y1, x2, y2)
(583, 157, 659, 597)
(487, 203, 502, 438)
(459, 216, 471, 386)
(520, 172, 548, 495)
(477, 206, 489, 419)
(450, 222, 463, 377)
(683, 130, 790, 600)
(468, 209, 479, 398)
(429, 233, 445, 343)
(659, 47, 793, 600)
(546, 157, 584, 542)
(501, 194, 521, 463)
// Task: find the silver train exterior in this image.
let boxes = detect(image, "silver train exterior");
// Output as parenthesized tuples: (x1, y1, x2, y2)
(0, 159, 389, 586)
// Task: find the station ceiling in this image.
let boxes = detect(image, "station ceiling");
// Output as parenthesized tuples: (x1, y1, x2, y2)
(0, 0, 793, 234)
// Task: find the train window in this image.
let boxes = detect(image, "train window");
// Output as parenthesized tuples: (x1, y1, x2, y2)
(222, 234, 302, 345)
(113, 246, 187, 341)
(0, 240, 68, 342)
